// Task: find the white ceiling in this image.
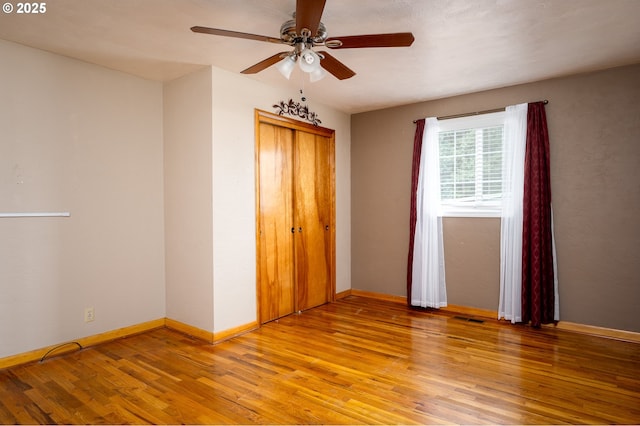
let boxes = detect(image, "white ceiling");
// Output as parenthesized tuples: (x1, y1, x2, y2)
(1, 0, 639, 114)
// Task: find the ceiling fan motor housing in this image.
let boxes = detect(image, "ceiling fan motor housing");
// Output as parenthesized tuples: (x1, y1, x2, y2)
(280, 18, 328, 46)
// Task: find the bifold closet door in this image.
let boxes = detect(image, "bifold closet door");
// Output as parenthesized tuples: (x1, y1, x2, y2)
(293, 130, 332, 311)
(257, 122, 295, 323)
(256, 110, 335, 325)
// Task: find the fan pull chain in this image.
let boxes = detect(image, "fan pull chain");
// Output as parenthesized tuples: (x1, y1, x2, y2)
(298, 69, 307, 102)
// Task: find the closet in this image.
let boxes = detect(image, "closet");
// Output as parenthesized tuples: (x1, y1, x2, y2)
(255, 110, 335, 324)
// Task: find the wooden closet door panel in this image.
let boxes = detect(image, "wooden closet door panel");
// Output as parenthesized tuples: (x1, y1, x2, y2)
(258, 122, 294, 323)
(294, 131, 332, 311)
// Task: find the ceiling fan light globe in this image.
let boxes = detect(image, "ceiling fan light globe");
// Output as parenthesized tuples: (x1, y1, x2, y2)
(299, 49, 320, 73)
(276, 56, 296, 79)
(309, 67, 327, 82)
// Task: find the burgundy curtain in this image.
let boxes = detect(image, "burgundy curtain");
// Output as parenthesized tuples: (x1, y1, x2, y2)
(521, 102, 555, 326)
(407, 119, 425, 306)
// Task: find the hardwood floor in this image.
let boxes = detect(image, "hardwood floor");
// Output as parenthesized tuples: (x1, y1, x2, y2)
(1, 296, 639, 424)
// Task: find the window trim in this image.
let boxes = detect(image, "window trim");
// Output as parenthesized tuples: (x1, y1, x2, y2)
(437, 111, 505, 218)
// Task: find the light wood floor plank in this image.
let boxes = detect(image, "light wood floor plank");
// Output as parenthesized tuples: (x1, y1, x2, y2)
(1, 296, 639, 424)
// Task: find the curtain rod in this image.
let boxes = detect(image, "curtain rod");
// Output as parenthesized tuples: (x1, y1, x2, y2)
(413, 99, 548, 123)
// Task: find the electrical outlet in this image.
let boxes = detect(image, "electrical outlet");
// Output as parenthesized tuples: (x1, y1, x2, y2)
(84, 307, 95, 322)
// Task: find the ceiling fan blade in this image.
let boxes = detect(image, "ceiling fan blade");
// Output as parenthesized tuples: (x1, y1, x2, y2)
(318, 51, 356, 80)
(191, 26, 282, 44)
(296, 0, 327, 36)
(326, 32, 415, 49)
(241, 52, 289, 74)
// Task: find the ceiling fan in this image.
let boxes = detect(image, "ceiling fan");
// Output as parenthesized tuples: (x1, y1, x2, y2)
(191, 0, 415, 81)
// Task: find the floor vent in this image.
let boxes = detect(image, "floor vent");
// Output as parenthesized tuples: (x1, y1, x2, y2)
(453, 316, 484, 324)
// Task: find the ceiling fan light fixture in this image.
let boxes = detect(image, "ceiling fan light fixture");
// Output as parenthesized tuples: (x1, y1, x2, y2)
(298, 48, 321, 73)
(276, 55, 296, 79)
(309, 66, 328, 82)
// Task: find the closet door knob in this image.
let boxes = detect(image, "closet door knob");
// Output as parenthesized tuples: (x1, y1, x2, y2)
(298, 227, 303, 233)
(325, 225, 329, 231)
(291, 227, 295, 233)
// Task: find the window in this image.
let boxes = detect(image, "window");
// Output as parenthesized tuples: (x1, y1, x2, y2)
(437, 112, 505, 217)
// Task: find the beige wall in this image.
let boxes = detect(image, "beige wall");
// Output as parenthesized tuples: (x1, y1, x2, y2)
(209, 67, 352, 332)
(163, 67, 214, 332)
(163, 64, 352, 335)
(352, 63, 640, 332)
(0, 38, 351, 358)
(0, 40, 166, 358)
(165, 66, 352, 334)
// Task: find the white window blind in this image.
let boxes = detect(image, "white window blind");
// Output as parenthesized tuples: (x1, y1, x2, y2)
(437, 112, 505, 217)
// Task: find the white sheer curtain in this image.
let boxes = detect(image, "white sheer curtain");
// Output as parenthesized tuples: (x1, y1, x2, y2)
(551, 208, 560, 320)
(411, 117, 447, 308)
(498, 103, 528, 323)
